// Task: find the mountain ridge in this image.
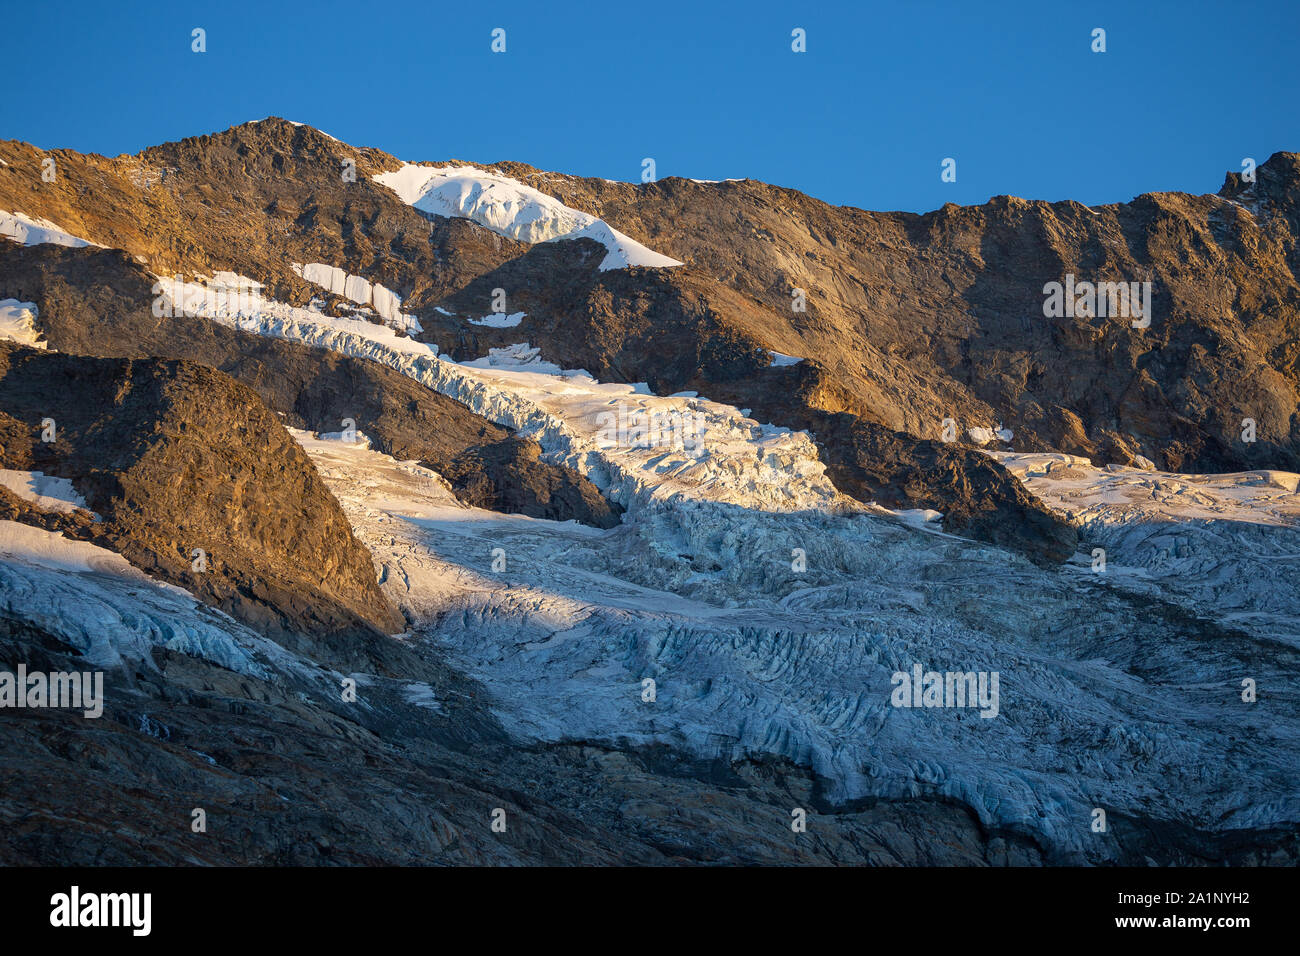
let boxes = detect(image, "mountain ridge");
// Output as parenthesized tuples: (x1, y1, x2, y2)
(2, 118, 1299, 866)
(4, 118, 1294, 474)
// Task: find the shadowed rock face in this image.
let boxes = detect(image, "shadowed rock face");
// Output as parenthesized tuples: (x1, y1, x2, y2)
(0, 342, 405, 644)
(439, 436, 624, 526)
(416, 249, 1077, 561)
(0, 243, 622, 529)
(742, 396, 1078, 565)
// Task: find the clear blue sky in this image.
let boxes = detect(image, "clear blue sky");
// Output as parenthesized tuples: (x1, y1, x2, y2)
(4, 0, 1296, 212)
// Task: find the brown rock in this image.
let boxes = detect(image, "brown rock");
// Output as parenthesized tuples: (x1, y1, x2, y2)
(0, 342, 404, 644)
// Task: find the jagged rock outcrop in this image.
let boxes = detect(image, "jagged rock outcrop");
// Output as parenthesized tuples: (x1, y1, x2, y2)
(5, 122, 1297, 485)
(0, 342, 404, 644)
(417, 248, 1076, 560)
(0, 120, 521, 304)
(0, 118, 1174, 561)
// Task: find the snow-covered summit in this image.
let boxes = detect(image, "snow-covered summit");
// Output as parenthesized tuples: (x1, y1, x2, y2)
(373, 164, 682, 271)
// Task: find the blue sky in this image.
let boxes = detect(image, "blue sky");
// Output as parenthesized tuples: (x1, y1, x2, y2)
(4, 0, 1296, 212)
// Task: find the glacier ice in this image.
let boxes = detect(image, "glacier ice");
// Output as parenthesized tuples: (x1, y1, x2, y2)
(134, 277, 1300, 862)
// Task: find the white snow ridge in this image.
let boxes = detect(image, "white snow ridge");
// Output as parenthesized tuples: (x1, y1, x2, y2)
(373, 164, 682, 271)
(1, 211, 96, 248)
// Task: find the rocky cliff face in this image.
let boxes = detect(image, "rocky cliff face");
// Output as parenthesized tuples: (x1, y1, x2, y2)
(492, 152, 1300, 474)
(416, 250, 1077, 562)
(0, 120, 520, 303)
(11, 122, 1295, 553)
(0, 342, 404, 645)
(7, 121, 1296, 486)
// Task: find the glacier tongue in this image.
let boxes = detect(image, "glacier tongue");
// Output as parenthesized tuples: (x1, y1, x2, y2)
(298, 420, 1300, 865)
(145, 277, 1300, 862)
(0, 521, 275, 677)
(990, 451, 1300, 647)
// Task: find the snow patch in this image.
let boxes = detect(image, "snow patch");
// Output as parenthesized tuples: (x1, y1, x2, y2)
(211, 271, 262, 291)
(893, 508, 944, 528)
(373, 164, 682, 271)
(458, 343, 565, 374)
(0, 520, 135, 576)
(291, 262, 421, 333)
(312, 429, 373, 449)
(468, 311, 525, 328)
(0, 470, 91, 515)
(1, 210, 96, 248)
(969, 425, 1013, 445)
(0, 299, 47, 349)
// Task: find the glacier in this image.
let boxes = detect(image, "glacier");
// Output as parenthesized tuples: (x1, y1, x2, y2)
(0, 521, 277, 678)
(293, 424, 1300, 864)
(4, 271, 1290, 864)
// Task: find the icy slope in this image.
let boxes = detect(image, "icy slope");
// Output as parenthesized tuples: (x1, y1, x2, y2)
(0, 521, 274, 676)
(298, 426, 1300, 865)
(136, 277, 1300, 861)
(990, 451, 1300, 647)
(373, 164, 682, 271)
(155, 279, 843, 516)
